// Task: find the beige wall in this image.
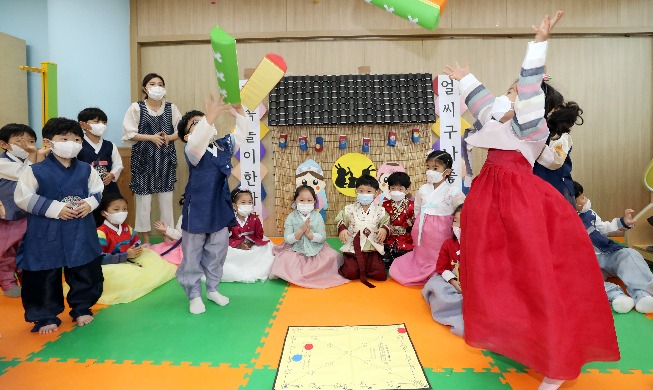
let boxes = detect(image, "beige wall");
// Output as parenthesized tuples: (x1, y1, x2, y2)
(0, 33, 28, 127)
(130, 0, 653, 235)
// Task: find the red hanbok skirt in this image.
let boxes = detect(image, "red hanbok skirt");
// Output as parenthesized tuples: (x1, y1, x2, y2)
(460, 149, 620, 380)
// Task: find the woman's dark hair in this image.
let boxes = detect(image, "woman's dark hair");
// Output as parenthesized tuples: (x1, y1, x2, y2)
(94, 192, 127, 227)
(572, 181, 584, 198)
(547, 101, 584, 138)
(355, 174, 379, 190)
(78, 107, 108, 123)
(231, 188, 253, 203)
(541, 82, 564, 118)
(42, 117, 84, 140)
(177, 110, 204, 143)
(293, 185, 317, 205)
(387, 172, 411, 189)
(0, 123, 37, 143)
(141, 73, 165, 99)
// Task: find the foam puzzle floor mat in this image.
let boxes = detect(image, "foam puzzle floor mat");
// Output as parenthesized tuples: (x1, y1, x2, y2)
(1, 238, 652, 389)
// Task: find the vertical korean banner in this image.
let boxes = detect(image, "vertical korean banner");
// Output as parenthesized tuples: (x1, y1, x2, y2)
(239, 80, 262, 216)
(437, 76, 462, 189)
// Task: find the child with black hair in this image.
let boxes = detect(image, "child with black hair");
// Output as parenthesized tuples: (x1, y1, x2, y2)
(93, 192, 176, 304)
(444, 11, 618, 388)
(14, 117, 104, 334)
(336, 174, 390, 288)
(573, 181, 653, 314)
(175, 95, 248, 314)
(78, 107, 123, 196)
(271, 185, 348, 288)
(381, 172, 415, 269)
(422, 203, 464, 337)
(389, 150, 464, 286)
(223, 188, 274, 282)
(0, 123, 43, 298)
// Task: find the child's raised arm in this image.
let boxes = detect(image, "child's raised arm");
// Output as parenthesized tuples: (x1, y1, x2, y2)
(445, 62, 496, 128)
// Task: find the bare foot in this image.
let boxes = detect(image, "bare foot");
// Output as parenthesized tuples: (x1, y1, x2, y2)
(39, 324, 59, 335)
(76, 315, 94, 327)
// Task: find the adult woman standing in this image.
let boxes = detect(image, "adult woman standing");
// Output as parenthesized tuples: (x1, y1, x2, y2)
(122, 73, 181, 245)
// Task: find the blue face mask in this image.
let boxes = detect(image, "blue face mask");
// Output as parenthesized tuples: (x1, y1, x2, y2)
(357, 193, 375, 205)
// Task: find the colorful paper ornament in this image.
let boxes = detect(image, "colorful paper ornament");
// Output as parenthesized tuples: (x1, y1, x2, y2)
(240, 53, 287, 110)
(339, 135, 347, 149)
(315, 136, 324, 153)
(279, 133, 288, 148)
(363, 0, 447, 31)
(332, 153, 377, 198)
(388, 131, 397, 146)
(412, 128, 420, 143)
(296, 159, 329, 221)
(210, 26, 241, 105)
(362, 137, 371, 153)
(375, 162, 406, 204)
(299, 136, 308, 151)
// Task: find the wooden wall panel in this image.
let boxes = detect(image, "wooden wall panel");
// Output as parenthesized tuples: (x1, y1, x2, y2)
(505, 0, 616, 28)
(137, 0, 234, 37)
(0, 33, 28, 126)
(619, 0, 653, 27)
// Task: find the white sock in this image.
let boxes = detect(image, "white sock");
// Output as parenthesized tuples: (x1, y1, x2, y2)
(207, 291, 230, 306)
(538, 377, 564, 390)
(612, 295, 635, 313)
(189, 297, 206, 314)
(635, 295, 653, 314)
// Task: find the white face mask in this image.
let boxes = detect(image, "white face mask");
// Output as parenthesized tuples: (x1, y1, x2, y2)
(51, 141, 83, 159)
(491, 95, 514, 121)
(105, 211, 128, 225)
(9, 144, 29, 159)
(237, 204, 253, 217)
(147, 86, 166, 101)
(580, 199, 591, 214)
(296, 203, 314, 215)
(89, 123, 107, 137)
(426, 170, 444, 184)
(389, 191, 406, 202)
(357, 193, 375, 205)
(452, 226, 461, 241)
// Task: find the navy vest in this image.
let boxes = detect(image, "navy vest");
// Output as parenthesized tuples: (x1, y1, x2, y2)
(0, 152, 27, 220)
(181, 135, 236, 234)
(78, 139, 120, 195)
(579, 210, 623, 254)
(533, 143, 575, 201)
(18, 154, 101, 271)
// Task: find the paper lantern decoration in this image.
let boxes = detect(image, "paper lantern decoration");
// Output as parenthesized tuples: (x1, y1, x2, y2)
(388, 131, 397, 146)
(375, 162, 406, 204)
(412, 128, 420, 143)
(210, 26, 241, 105)
(279, 133, 287, 148)
(339, 135, 347, 149)
(240, 53, 287, 110)
(299, 136, 308, 151)
(296, 159, 328, 221)
(363, 0, 447, 30)
(315, 136, 324, 152)
(332, 153, 377, 198)
(362, 137, 371, 153)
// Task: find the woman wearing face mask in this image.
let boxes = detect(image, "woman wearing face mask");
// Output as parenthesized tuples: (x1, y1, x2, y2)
(270, 185, 348, 289)
(389, 150, 465, 287)
(222, 189, 275, 283)
(91, 192, 176, 305)
(122, 73, 182, 245)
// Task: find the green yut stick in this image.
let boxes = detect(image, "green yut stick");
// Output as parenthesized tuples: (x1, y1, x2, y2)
(365, 0, 446, 30)
(210, 26, 241, 105)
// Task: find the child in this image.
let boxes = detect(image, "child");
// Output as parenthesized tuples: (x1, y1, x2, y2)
(152, 196, 184, 266)
(444, 11, 619, 388)
(175, 94, 247, 314)
(0, 124, 41, 297)
(422, 204, 464, 337)
(93, 193, 176, 304)
(389, 151, 464, 286)
(77, 107, 123, 196)
(534, 98, 584, 207)
(381, 172, 415, 269)
(271, 185, 348, 288)
(573, 181, 653, 314)
(336, 175, 390, 288)
(223, 189, 275, 282)
(14, 117, 104, 334)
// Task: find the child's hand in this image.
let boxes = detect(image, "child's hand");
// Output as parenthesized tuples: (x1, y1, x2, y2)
(623, 209, 636, 227)
(302, 218, 311, 233)
(127, 245, 143, 259)
(37, 146, 51, 157)
(16, 138, 38, 155)
(58, 204, 77, 220)
(0, 200, 5, 219)
(102, 172, 116, 186)
(533, 10, 563, 43)
(450, 279, 462, 294)
(153, 221, 168, 232)
(204, 94, 233, 124)
(339, 229, 350, 244)
(443, 61, 470, 81)
(74, 201, 92, 218)
(376, 228, 387, 243)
